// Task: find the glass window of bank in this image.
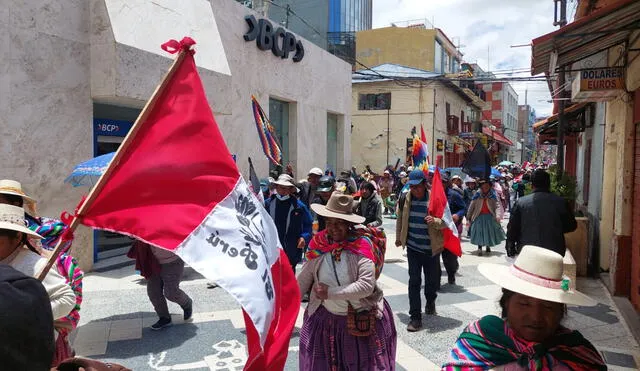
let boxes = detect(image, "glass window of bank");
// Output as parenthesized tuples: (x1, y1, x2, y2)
(269, 98, 290, 173)
(92, 103, 141, 261)
(327, 113, 338, 173)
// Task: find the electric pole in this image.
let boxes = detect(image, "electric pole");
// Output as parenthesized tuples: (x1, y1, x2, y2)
(554, 0, 567, 180)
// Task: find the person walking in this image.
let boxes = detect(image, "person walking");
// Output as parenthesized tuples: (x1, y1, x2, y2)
(355, 182, 383, 228)
(310, 175, 335, 232)
(467, 179, 506, 256)
(378, 170, 395, 214)
(298, 193, 396, 370)
(442, 174, 466, 285)
(506, 169, 577, 257)
(395, 170, 446, 332)
(462, 177, 477, 238)
(0, 204, 76, 333)
(265, 174, 313, 273)
(144, 243, 194, 330)
(299, 167, 324, 208)
(0, 180, 83, 364)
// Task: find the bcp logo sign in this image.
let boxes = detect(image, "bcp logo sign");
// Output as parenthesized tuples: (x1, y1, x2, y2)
(243, 15, 305, 62)
(96, 123, 120, 133)
(93, 119, 133, 137)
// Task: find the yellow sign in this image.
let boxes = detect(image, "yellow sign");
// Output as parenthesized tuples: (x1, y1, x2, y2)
(572, 67, 624, 102)
(579, 68, 624, 90)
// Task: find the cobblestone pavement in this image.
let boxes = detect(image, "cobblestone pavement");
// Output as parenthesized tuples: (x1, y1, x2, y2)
(74, 216, 640, 370)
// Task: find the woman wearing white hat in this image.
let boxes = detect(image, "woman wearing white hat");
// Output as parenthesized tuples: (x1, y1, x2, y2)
(443, 245, 606, 370)
(0, 204, 76, 324)
(0, 179, 82, 365)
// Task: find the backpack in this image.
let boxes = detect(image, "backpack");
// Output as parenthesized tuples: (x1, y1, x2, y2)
(353, 225, 387, 279)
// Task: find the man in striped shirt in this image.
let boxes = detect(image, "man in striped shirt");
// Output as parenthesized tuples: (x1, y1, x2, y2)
(395, 170, 446, 332)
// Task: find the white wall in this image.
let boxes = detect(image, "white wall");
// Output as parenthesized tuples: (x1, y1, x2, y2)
(1, 0, 352, 270)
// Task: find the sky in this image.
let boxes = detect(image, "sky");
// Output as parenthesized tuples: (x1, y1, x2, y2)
(372, 0, 579, 117)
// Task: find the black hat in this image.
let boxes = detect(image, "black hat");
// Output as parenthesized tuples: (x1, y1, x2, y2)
(317, 175, 335, 192)
(0, 265, 54, 370)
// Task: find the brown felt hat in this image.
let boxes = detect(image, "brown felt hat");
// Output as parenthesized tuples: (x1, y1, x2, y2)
(310, 193, 365, 224)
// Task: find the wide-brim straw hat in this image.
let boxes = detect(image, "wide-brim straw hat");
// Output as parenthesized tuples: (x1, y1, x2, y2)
(0, 180, 35, 203)
(272, 174, 300, 193)
(311, 193, 365, 224)
(0, 204, 42, 239)
(478, 245, 597, 306)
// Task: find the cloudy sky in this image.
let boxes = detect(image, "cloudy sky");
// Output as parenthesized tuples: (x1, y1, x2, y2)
(372, 0, 578, 117)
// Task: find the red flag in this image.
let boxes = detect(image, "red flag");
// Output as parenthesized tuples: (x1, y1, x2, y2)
(428, 169, 462, 256)
(76, 38, 299, 370)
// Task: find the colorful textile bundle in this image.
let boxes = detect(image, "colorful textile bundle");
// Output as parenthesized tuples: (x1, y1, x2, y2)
(30, 216, 71, 252)
(27, 216, 82, 334)
(443, 315, 607, 371)
(252, 95, 282, 166)
(411, 135, 430, 176)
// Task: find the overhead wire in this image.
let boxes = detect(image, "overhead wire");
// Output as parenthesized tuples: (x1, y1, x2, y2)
(259, 0, 548, 88)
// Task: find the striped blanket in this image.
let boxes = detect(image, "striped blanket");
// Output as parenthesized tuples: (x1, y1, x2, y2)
(443, 315, 606, 371)
(27, 216, 83, 335)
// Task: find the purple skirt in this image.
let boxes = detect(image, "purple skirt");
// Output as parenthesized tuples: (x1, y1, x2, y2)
(299, 299, 397, 371)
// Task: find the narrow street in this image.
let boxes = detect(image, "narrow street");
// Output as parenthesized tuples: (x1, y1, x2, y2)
(74, 215, 640, 370)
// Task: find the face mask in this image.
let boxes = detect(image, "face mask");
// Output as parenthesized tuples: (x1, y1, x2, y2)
(276, 194, 290, 201)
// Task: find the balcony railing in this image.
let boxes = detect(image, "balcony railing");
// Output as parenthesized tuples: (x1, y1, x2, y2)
(459, 80, 486, 101)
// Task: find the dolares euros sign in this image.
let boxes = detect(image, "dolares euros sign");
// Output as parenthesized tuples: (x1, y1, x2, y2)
(572, 67, 624, 102)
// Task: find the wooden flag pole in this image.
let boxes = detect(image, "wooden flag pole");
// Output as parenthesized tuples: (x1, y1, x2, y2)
(37, 48, 190, 281)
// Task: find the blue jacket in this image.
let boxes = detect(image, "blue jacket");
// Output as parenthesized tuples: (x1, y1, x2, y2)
(264, 196, 313, 265)
(446, 187, 467, 224)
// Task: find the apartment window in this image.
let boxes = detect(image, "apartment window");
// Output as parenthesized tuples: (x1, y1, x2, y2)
(447, 115, 459, 135)
(444, 52, 451, 73)
(434, 41, 443, 73)
(358, 93, 391, 110)
(327, 113, 338, 172)
(269, 98, 290, 171)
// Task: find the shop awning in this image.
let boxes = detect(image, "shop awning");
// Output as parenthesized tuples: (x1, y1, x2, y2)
(533, 103, 590, 133)
(492, 131, 514, 146)
(531, 0, 640, 75)
(481, 126, 514, 146)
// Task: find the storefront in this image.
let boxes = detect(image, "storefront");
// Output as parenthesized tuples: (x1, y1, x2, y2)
(1, 0, 353, 270)
(531, 0, 640, 309)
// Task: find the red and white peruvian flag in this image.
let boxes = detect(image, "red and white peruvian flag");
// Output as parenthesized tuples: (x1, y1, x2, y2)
(428, 168, 462, 256)
(76, 38, 299, 370)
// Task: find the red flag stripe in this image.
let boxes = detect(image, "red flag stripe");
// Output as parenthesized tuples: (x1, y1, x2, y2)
(428, 169, 462, 257)
(243, 249, 300, 370)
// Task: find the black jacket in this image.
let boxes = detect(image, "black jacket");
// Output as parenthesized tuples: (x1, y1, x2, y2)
(298, 182, 316, 208)
(506, 190, 577, 256)
(355, 194, 382, 227)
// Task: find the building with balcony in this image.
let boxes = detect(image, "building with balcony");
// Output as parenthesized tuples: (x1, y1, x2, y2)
(470, 63, 517, 161)
(350, 64, 485, 170)
(518, 105, 537, 163)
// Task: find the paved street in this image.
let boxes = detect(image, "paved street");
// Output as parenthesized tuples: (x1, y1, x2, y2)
(74, 216, 640, 370)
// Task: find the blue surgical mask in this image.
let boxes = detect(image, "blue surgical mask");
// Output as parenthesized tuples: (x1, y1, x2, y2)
(276, 194, 290, 201)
